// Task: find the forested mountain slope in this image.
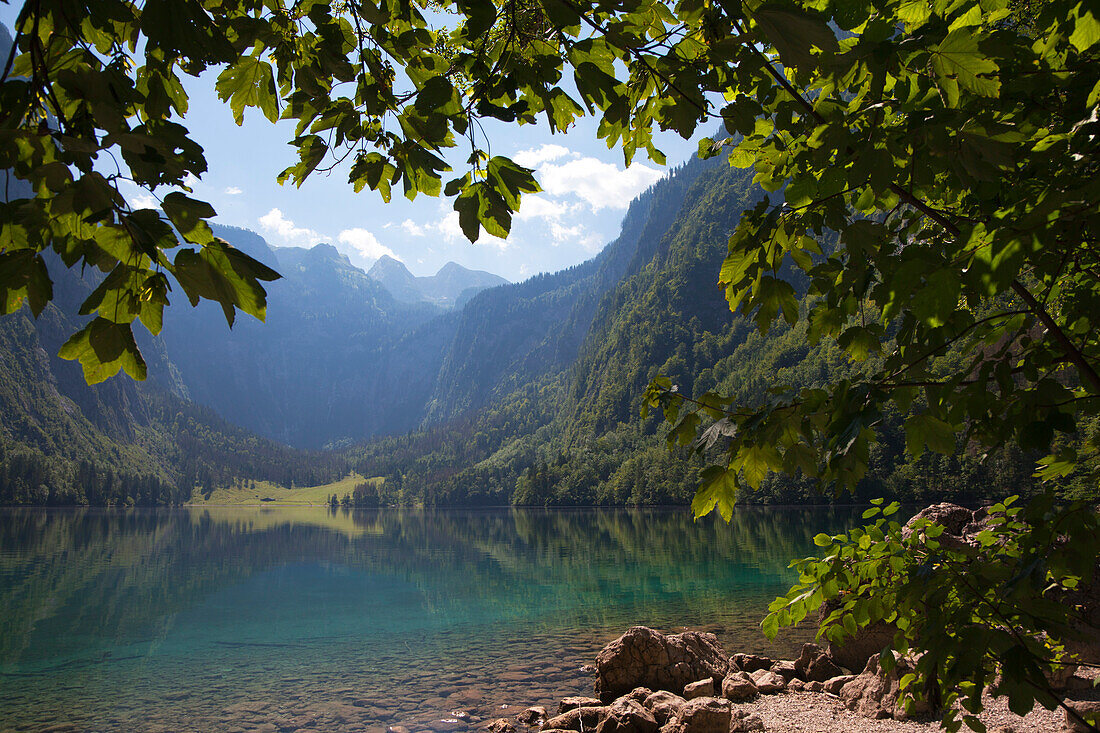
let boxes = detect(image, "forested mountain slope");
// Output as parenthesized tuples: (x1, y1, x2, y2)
(0, 262, 348, 506)
(348, 152, 1050, 508)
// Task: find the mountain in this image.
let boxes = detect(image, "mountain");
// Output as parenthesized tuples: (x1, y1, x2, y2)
(158, 227, 450, 448)
(346, 148, 1046, 509)
(367, 255, 508, 308)
(0, 260, 348, 506)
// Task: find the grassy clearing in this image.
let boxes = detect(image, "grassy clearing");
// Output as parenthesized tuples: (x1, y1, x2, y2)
(187, 474, 383, 506)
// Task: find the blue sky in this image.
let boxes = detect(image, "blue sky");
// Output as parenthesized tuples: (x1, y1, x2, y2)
(161, 82, 704, 280)
(0, 5, 705, 281)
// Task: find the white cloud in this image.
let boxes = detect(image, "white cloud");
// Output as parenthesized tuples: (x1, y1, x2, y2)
(515, 195, 575, 222)
(258, 208, 324, 247)
(224, 186, 243, 195)
(131, 193, 159, 210)
(400, 219, 426, 237)
(433, 210, 465, 243)
(337, 228, 399, 262)
(183, 173, 201, 189)
(539, 157, 663, 211)
(512, 144, 575, 169)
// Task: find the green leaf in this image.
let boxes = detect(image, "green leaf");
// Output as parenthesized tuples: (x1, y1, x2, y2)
(161, 192, 215, 245)
(692, 466, 738, 521)
(1070, 3, 1100, 51)
(752, 5, 838, 69)
(58, 318, 147, 383)
(931, 29, 1000, 100)
(905, 413, 957, 457)
(215, 56, 279, 125)
(172, 240, 281, 326)
(0, 250, 53, 317)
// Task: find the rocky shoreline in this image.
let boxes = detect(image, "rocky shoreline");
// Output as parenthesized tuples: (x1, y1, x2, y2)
(450, 624, 1099, 733)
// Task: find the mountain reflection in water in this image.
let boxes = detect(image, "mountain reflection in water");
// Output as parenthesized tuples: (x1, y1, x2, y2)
(0, 506, 862, 733)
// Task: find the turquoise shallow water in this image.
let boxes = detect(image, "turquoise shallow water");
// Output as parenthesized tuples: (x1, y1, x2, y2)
(0, 506, 862, 732)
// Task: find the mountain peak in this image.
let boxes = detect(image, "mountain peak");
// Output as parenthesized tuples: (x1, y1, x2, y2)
(368, 258, 507, 308)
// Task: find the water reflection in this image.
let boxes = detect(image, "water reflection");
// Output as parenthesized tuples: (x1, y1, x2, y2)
(0, 506, 862, 732)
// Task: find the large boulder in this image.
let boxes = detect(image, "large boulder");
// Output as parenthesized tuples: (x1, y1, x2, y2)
(595, 698, 658, 733)
(795, 643, 843, 683)
(903, 503, 975, 538)
(657, 697, 730, 733)
(838, 653, 932, 721)
(594, 627, 728, 700)
(820, 599, 897, 674)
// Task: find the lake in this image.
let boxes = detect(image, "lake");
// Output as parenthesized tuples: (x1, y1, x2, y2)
(0, 506, 864, 732)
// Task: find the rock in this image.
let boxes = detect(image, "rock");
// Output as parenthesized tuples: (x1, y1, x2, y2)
(824, 614, 896, 674)
(641, 691, 686, 724)
(902, 503, 975, 539)
(681, 680, 713, 699)
(729, 654, 772, 674)
(805, 681, 824, 693)
(838, 653, 932, 721)
(748, 669, 785, 694)
(558, 698, 602, 715)
(729, 710, 766, 733)
(1063, 700, 1100, 732)
(720, 673, 757, 703)
(516, 707, 546, 727)
(594, 627, 728, 700)
(626, 688, 653, 703)
(658, 697, 730, 733)
(769, 661, 799, 683)
(823, 675, 854, 695)
(786, 679, 804, 691)
(594, 698, 658, 733)
(542, 707, 609, 732)
(794, 643, 843, 683)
